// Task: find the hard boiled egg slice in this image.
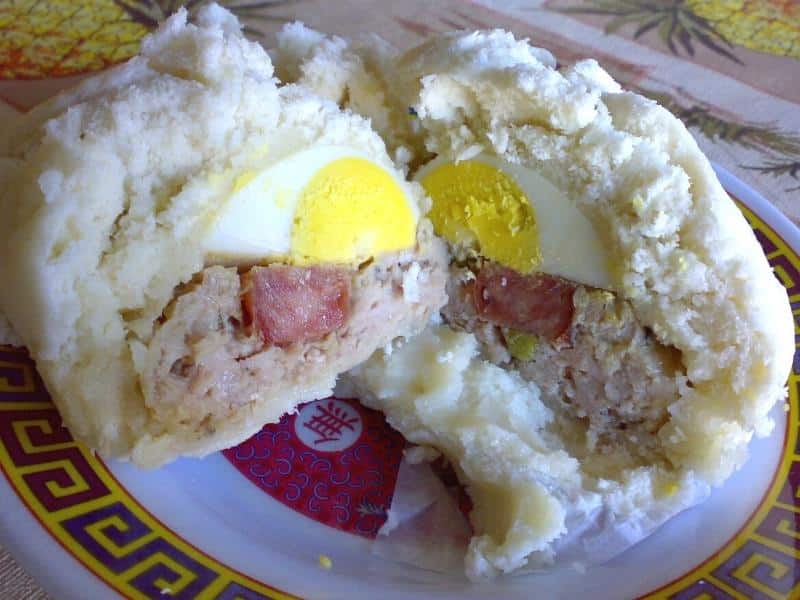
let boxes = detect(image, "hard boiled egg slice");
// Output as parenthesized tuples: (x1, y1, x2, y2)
(416, 154, 611, 289)
(204, 145, 419, 266)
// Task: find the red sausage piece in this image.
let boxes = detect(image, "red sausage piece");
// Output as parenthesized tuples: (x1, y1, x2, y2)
(242, 265, 350, 346)
(473, 262, 575, 341)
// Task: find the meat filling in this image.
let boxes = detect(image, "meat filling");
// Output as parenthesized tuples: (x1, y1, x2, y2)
(473, 262, 575, 344)
(241, 265, 351, 346)
(443, 259, 682, 459)
(141, 248, 446, 434)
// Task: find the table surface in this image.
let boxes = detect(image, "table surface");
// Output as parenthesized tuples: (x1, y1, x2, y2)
(1, 0, 798, 597)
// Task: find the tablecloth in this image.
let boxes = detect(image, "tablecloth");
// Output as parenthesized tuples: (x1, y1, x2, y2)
(0, 0, 798, 596)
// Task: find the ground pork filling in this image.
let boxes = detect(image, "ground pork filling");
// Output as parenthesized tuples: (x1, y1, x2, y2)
(141, 251, 444, 435)
(442, 258, 684, 466)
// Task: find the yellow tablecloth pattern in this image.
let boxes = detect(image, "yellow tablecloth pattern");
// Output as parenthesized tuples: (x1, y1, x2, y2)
(0, 0, 798, 597)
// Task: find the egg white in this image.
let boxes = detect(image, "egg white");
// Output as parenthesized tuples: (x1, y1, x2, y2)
(416, 154, 612, 289)
(203, 145, 418, 265)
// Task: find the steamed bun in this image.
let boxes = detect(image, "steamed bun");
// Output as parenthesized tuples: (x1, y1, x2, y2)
(0, 6, 447, 466)
(280, 26, 794, 576)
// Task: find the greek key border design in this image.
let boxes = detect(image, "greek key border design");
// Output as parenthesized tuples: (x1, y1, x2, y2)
(0, 201, 796, 599)
(0, 347, 296, 599)
(650, 203, 800, 600)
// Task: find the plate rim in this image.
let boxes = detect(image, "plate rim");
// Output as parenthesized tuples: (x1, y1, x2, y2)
(0, 163, 798, 599)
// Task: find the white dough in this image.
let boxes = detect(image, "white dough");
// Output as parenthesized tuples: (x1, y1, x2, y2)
(0, 6, 446, 466)
(283, 27, 795, 577)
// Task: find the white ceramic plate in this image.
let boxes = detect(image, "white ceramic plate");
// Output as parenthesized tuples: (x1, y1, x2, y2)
(0, 165, 798, 600)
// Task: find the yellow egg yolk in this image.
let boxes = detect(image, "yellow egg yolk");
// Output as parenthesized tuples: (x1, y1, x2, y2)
(291, 157, 416, 265)
(420, 160, 541, 274)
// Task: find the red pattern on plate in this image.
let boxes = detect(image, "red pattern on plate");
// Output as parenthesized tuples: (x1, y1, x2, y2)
(223, 397, 405, 538)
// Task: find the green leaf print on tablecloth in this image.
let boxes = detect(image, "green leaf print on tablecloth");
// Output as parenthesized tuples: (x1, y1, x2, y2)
(559, 0, 800, 60)
(641, 88, 800, 192)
